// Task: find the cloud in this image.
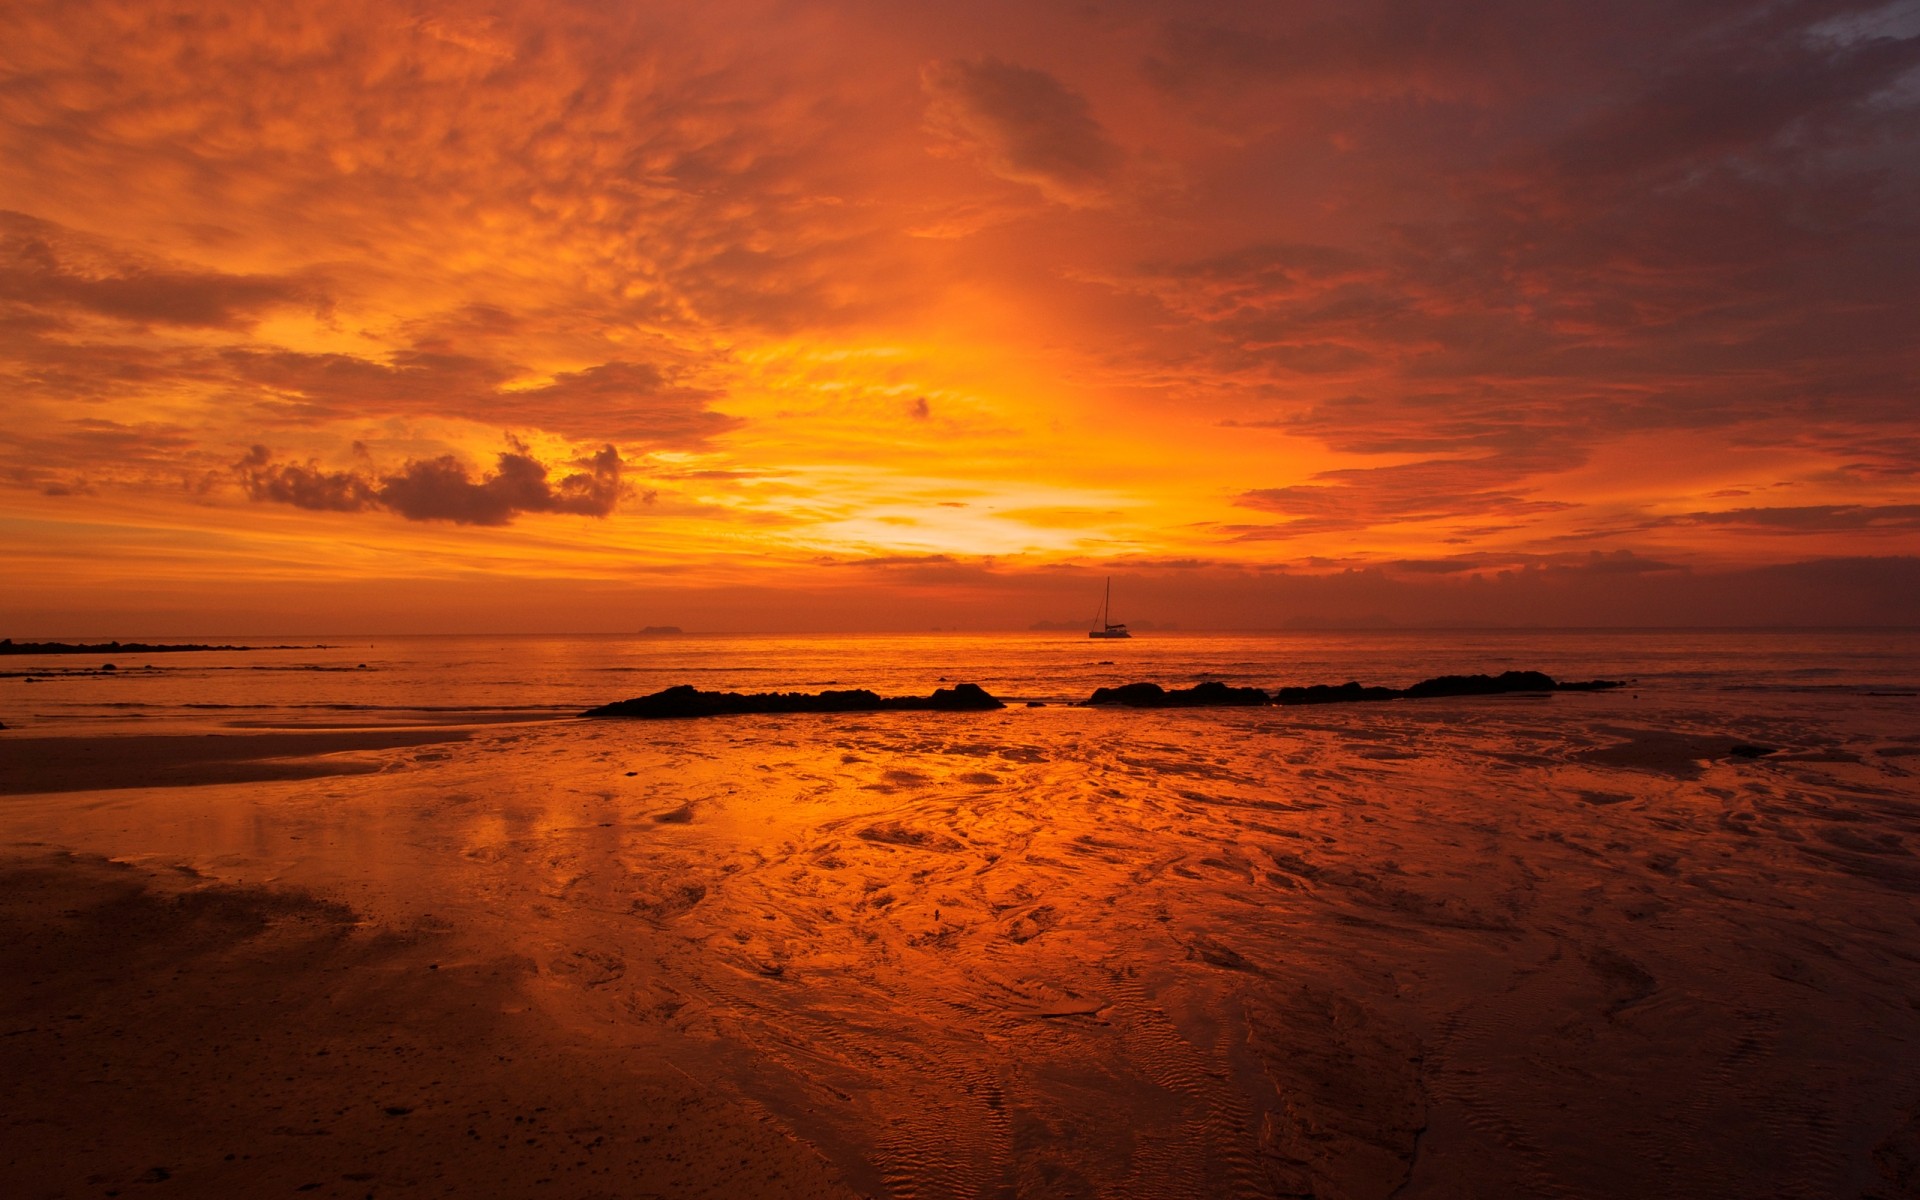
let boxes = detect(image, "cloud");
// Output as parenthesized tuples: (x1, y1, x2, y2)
(921, 58, 1122, 205)
(1143, 3, 1536, 103)
(0, 211, 311, 330)
(510, 363, 741, 446)
(237, 441, 624, 526)
(1376, 549, 1685, 575)
(1664, 503, 1920, 533)
(1111, 0, 1920, 513)
(1233, 455, 1577, 538)
(220, 350, 738, 446)
(234, 445, 375, 512)
(1541, 22, 1920, 183)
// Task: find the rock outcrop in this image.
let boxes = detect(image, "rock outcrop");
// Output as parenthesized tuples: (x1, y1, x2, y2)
(1276, 671, 1625, 706)
(1078, 671, 1628, 708)
(1083, 681, 1272, 708)
(582, 683, 1004, 719)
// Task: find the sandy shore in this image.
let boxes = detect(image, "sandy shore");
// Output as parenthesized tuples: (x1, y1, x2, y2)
(0, 850, 854, 1199)
(0, 730, 474, 796)
(3, 690, 1918, 1198)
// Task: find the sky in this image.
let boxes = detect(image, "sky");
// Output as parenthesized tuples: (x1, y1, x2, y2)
(2, 0, 1917, 633)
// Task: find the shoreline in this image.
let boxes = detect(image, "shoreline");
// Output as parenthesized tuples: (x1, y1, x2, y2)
(0, 729, 476, 795)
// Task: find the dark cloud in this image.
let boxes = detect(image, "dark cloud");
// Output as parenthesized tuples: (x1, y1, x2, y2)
(1143, 2, 1537, 101)
(1542, 23, 1920, 183)
(1377, 549, 1685, 575)
(1233, 454, 1578, 538)
(824, 553, 961, 568)
(0, 417, 212, 494)
(922, 58, 1122, 204)
(235, 445, 375, 512)
(510, 363, 742, 445)
(1665, 503, 1920, 533)
(219, 350, 737, 446)
(237, 442, 624, 526)
(0, 211, 311, 329)
(1117, 0, 1920, 514)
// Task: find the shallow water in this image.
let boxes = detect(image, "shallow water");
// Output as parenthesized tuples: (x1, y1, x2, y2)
(4, 654, 1918, 1197)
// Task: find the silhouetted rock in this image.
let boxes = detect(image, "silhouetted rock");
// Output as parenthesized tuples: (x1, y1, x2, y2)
(1085, 682, 1166, 707)
(1729, 743, 1775, 758)
(582, 682, 1003, 719)
(1084, 681, 1270, 707)
(1276, 672, 1627, 706)
(1273, 681, 1400, 706)
(1402, 670, 1557, 699)
(924, 684, 1003, 711)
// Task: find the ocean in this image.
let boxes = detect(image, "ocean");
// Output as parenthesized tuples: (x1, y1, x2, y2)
(3, 628, 1919, 1197)
(5, 627, 1917, 735)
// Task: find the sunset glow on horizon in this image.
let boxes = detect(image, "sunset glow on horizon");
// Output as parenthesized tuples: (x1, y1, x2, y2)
(4, 0, 1918, 633)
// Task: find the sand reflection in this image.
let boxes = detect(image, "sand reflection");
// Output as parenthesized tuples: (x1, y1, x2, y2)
(4, 689, 1918, 1198)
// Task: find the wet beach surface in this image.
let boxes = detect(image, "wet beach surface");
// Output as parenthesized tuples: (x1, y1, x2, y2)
(3, 685, 1918, 1197)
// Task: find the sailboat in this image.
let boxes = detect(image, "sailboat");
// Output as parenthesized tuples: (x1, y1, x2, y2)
(1088, 577, 1131, 639)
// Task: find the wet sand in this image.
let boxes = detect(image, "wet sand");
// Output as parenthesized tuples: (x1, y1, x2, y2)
(3, 690, 1919, 1198)
(0, 852, 852, 1199)
(0, 730, 473, 796)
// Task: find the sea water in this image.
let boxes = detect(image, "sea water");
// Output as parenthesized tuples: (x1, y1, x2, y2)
(4, 628, 1917, 735)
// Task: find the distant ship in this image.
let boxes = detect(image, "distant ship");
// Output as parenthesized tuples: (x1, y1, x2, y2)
(1089, 577, 1131, 639)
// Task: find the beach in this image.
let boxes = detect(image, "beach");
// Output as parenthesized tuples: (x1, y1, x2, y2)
(3, 635, 1919, 1197)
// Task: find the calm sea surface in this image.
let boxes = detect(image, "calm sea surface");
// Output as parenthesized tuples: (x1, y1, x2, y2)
(4, 629, 1917, 735)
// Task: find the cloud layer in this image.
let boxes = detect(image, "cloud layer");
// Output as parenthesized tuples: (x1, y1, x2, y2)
(1, 0, 1915, 628)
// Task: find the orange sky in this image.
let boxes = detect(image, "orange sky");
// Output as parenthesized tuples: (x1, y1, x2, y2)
(3, 0, 1917, 633)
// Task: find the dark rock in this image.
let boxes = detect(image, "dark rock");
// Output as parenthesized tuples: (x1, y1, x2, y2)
(1729, 744, 1775, 758)
(1084, 680, 1270, 707)
(925, 683, 1003, 711)
(582, 682, 1004, 719)
(1401, 670, 1557, 699)
(1085, 682, 1167, 707)
(1275, 672, 1628, 706)
(1274, 681, 1400, 706)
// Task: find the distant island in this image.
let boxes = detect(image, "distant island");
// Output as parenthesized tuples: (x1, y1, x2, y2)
(0, 639, 323, 655)
(633, 627, 685, 637)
